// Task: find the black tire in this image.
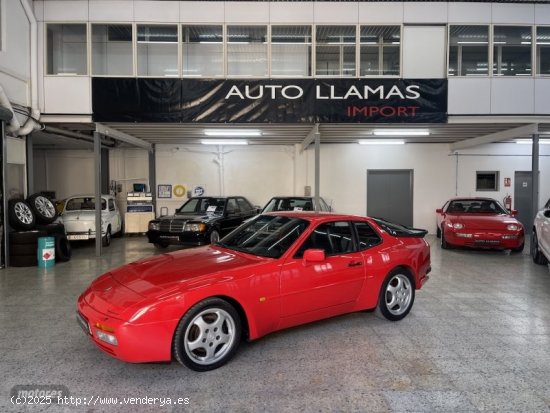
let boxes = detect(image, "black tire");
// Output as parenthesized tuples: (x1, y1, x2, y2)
(8, 200, 36, 230)
(436, 226, 441, 238)
(378, 268, 415, 322)
(10, 243, 37, 255)
(531, 231, 548, 265)
(441, 228, 450, 249)
(36, 223, 66, 236)
(173, 298, 242, 372)
(26, 193, 57, 224)
(9, 254, 38, 267)
(154, 241, 169, 249)
(511, 242, 524, 254)
(102, 226, 111, 247)
(54, 234, 72, 262)
(209, 230, 220, 244)
(9, 230, 47, 245)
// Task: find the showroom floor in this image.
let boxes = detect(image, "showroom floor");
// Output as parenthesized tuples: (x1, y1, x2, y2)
(1, 236, 550, 412)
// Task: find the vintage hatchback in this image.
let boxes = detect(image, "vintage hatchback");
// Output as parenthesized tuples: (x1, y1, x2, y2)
(77, 212, 430, 371)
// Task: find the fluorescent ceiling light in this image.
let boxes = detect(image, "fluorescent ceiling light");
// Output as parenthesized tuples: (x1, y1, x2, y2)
(200, 139, 248, 145)
(515, 139, 550, 144)
(372, 129, 429, 136)
(457, 41, 488, 44)
(358, 139, 405, 145)
(204, 129, 261, 137)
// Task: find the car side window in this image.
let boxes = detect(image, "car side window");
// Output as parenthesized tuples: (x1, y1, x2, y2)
(226, 198, 240, 214)
(354, 221, 382, 250)
(237, 198, 252, 212)
(295, 221, 354, 257)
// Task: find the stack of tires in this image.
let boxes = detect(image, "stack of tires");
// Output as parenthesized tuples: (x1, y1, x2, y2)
(8, 194, 71, 267)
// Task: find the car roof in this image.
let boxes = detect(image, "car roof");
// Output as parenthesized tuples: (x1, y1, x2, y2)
(66, 194, 112, 199)
(448, 197, 498, 202)
(264, 211, 364, 222)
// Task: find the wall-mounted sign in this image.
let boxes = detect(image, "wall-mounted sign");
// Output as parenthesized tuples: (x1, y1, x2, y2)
(193, 185, 205, 197)
(157, 184, 172, 199)
(92, 78, 447, 124)
(173, 184, 186, 198)
(504, 178, 511, 187)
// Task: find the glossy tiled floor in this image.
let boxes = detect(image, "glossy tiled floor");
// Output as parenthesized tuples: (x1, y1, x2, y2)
(1, 236, 550, 412)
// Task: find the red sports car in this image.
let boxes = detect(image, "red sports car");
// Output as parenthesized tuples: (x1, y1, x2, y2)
(436, 197, 524, 252)
(77, 212, 430, 371)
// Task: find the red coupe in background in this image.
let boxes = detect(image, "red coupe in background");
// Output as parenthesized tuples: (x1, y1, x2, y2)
(436, 197, 524, 252)
(77, 212, 430, 371)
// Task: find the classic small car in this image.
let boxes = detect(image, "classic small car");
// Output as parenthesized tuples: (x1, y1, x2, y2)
(147, 196, 258, 248)
(77, 212, 430, 371)
(436, 197, 524, 252)
(261, 196, 332, 213)
(532, 198, 550, 265)
(62, 194, 122, 247)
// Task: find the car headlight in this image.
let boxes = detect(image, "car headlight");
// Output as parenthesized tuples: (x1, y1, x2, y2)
(452, 223, 464, 229)
(507, 224, 520, 231)
(184, 223, 206, 232)
(148, 222, 160, 231)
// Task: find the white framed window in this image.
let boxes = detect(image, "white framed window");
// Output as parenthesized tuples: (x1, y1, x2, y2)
(493, 26, 532, 76)
(271, 25, 312, 77)
(182, 25, 223, 77)
(46, 24, 88, 75)
(449, 25, 489, 76)
(92, 24, 133, 76)
(227, 25, 267, 77)
(360, 25, 400, 76)
(315, 25, 356, 77)
(137, 24, 178, 77)
(536, 26, 550, 76)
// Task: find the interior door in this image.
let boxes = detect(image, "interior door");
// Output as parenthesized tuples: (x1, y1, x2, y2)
(367, 169, 414, 227)
(514, 171, 533, 234)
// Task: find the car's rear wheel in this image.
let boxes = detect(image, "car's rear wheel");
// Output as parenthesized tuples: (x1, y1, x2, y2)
(378, 269, 415, 321)
(531, 231, 548, 265)
(173, 298, 242, 371)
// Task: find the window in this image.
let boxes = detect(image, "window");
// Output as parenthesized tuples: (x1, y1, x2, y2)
(360, 26, 400, 76)
(476, 171, 500, 191)
(226, 198, 239, 214)
(449, 25, 489, 76)
(316, 25, 356, 76)
(92, 24, 132, 76)
(182, 25, 223, 77)
(271, 25, 312, 77)
(237, 198, 253, 212)
(354, 222, 381, 250)
(46, 24, 87, 75)
(227, 25, 267, 77)
(296, 221, 354, 257)
(137, 25, 178, 77)
(493, 26, 532, 76)
(536, 26, 550, 76)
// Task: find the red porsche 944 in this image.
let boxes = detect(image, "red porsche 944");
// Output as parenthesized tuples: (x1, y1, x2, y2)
(77, 212, 430, 371)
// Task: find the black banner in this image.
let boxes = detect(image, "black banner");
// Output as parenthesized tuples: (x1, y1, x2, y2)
(92, 78, 447, 123)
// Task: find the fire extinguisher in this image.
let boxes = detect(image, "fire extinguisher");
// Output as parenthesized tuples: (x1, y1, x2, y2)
(503, 195, 512, 211)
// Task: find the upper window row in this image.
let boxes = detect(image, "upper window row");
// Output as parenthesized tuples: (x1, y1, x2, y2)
(46, 23, 550, 78)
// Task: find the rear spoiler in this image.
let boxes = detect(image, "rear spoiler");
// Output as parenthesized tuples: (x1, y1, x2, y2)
(372, 217, 428, 238)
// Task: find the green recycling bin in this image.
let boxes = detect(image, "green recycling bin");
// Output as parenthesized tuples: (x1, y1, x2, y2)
(37, 237, 55, 268)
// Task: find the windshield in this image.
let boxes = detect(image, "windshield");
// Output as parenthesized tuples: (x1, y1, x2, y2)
(177, 198, 226, 215)
(446, 199, 507, 214)
(262, 197, 325, 213)
(65, 197, 106, 211)
(218, 215, 309, 258)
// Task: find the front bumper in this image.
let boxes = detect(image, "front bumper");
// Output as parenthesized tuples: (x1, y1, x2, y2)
(444, 230, 524, 249)
(147, 230, 209, 246)
(76, 297, 177, 363)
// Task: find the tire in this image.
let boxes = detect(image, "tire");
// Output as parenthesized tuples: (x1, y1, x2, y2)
(531, 231, 548, 265)
(54, 234, 72, 262)
(378, 268, 415, 322)
(9, 230, 47, 245)
(102, 226, 111, 247)
(8, 200, 36, 230)
(511, 242, 524, 254)
(209, 230, 220, 244)
(436, 226, 441, 238)
(36, 223, 66, 236)
(154, 241, 169, 249)
(10, 243, 37, 255)
(441, 228, 450, 249)
(9, 254, 38, 267)
(26, 194, 57, 224)
(173, 298, 242, 372)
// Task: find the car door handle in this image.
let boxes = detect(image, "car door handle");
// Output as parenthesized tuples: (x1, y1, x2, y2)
(348, 261, 362, 267)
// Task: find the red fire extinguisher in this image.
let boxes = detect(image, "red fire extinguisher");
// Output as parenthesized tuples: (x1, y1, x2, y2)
(503, 195, 512, 211)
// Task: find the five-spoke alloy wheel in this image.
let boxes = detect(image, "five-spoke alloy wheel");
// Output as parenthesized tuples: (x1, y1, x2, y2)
(378, 269, 415, 321)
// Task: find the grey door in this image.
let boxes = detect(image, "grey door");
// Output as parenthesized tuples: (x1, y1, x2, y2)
(514, 171, 533, 234)
(367, 170, 413, 227)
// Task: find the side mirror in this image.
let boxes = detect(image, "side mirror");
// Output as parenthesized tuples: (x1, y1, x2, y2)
(436, 208, 443, 213)
(510, 209, 519, 216)
(303, 249, 325, 264)
(544, 210, 550, 218)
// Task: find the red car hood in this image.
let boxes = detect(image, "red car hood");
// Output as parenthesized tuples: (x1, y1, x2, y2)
(446, 213, 520, 230)
(110, 246, 263, 297)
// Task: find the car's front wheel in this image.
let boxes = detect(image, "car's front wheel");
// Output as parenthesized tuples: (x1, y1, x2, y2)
(378, 269, 415, 321)
(209, 230, 220, 244)
(173, 298, 242, 371)
(102, 227, 111, 247)
(441, 228, 450, 249)
(531, 231, 548, 265)
(154, 241, 169, 249)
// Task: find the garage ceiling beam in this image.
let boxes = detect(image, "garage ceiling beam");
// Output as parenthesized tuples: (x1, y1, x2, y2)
(95, 123, 152, 151)
(301, 123, 320, 152)
(450, 123, 539, 151)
